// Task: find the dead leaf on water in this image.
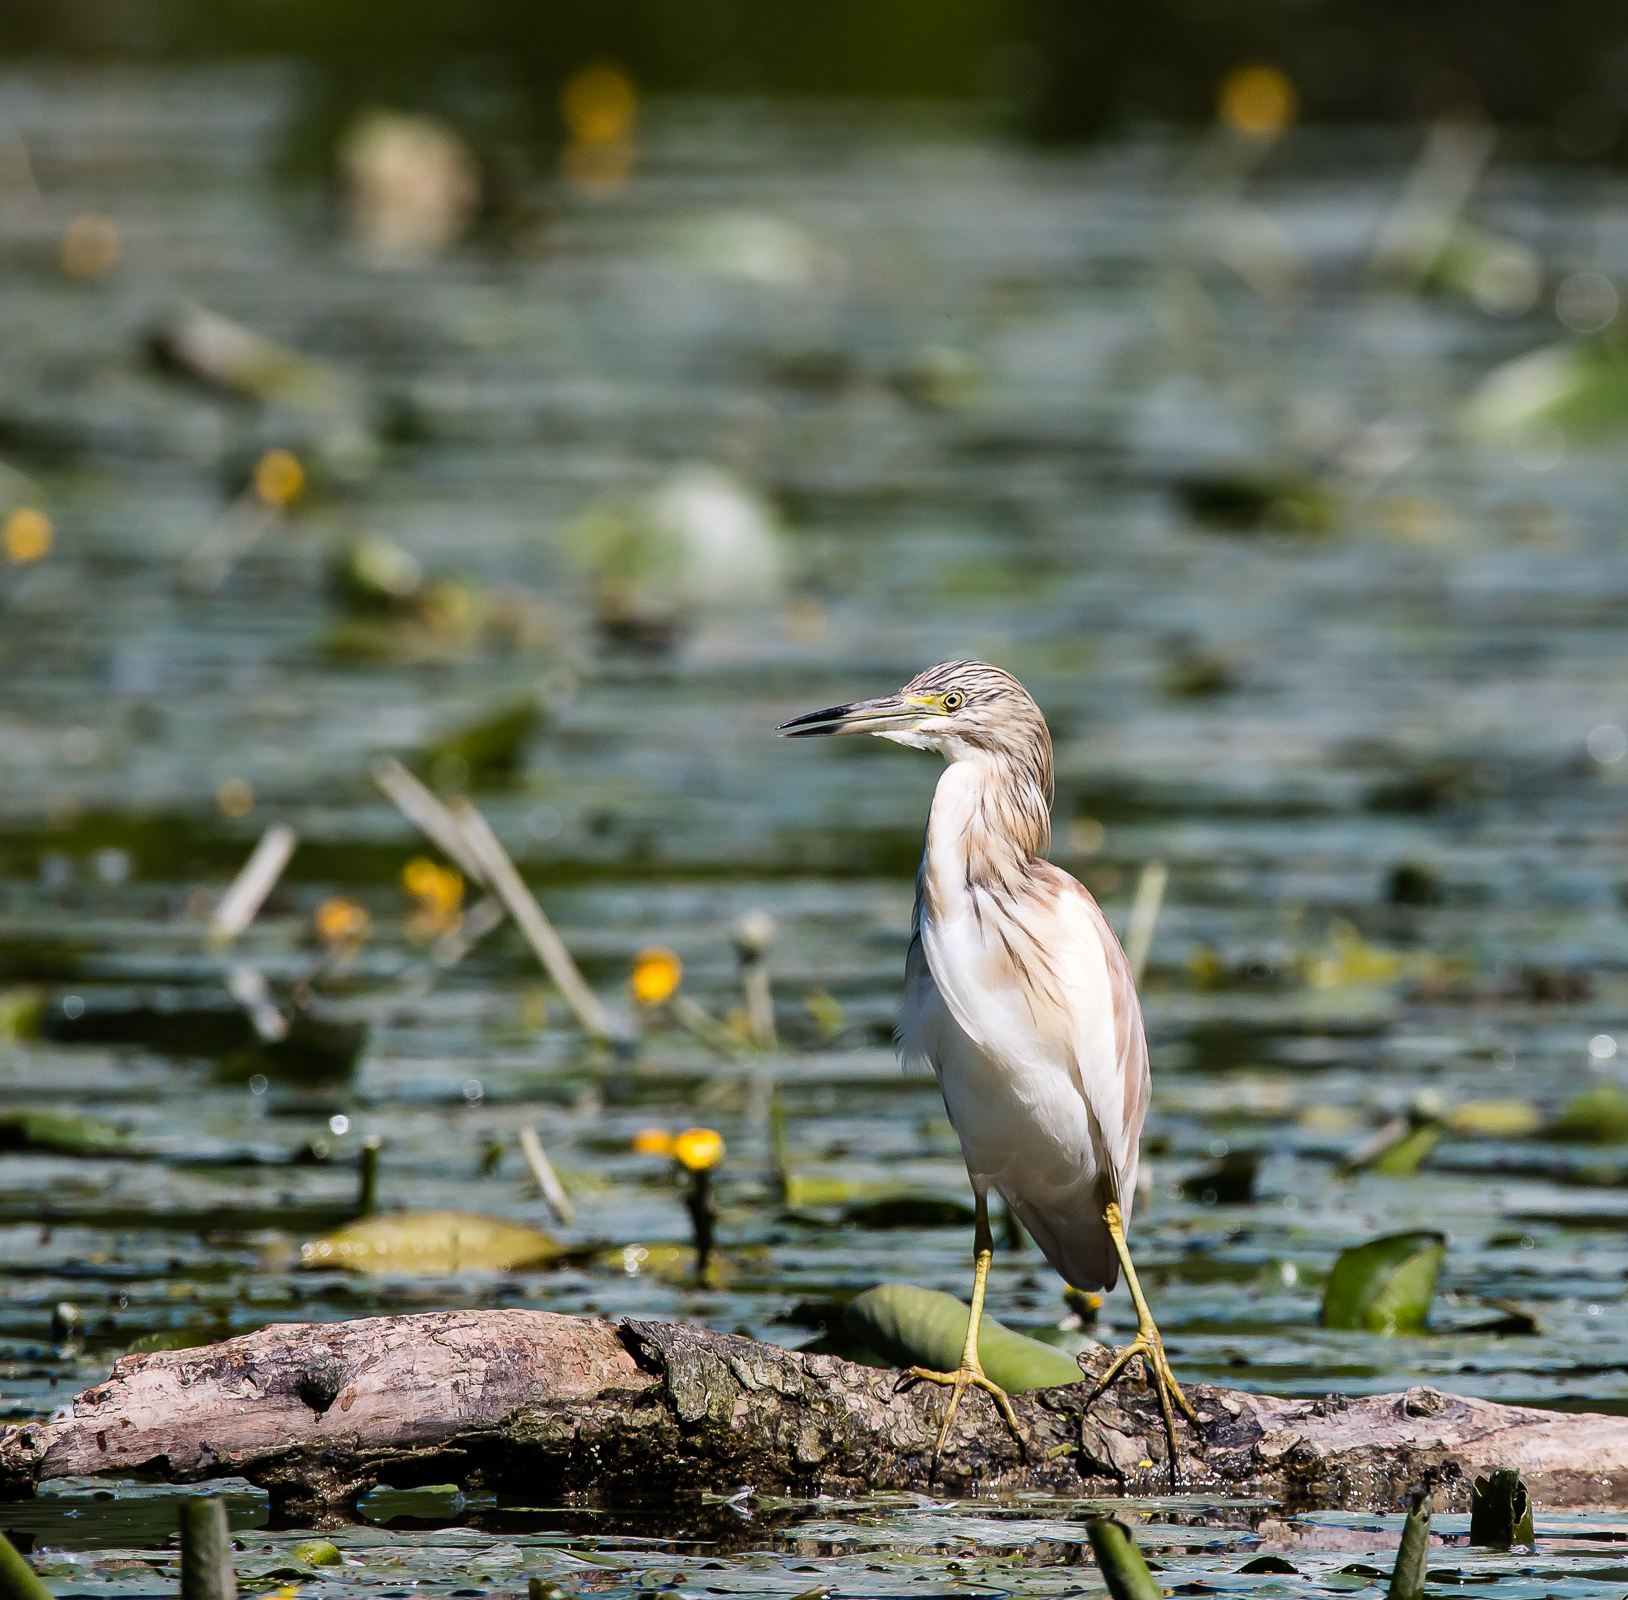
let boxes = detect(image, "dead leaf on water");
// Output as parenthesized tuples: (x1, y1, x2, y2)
(300, 1211, 563, 1274)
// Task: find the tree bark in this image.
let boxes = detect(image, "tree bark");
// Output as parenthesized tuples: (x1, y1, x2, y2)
(0, 1310, 1622, 1521)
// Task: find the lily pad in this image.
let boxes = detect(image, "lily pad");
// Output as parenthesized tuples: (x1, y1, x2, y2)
(420, 696, 544, 786)
(356, 1483, 467, 1525)
(591, 1241, 737, 1286)
(1546, 1084, 1628, 1143)
(0, 989, 44, 1040)
(1464, 339, 1628, 439)
(843, 1282, 1085, 1393)
(1321, 1230, 1445, 1334)
(1026, 1324, 1103, 1355)
(289, 1540, 342, 1567)
(126, 1324, 239, 1355)
(300, 1211, 563, 1274)
(1445, 1101, 1543, 1138)
(0, 1111, 127, 1157)
(1345, 1119, 1441, 1177)
(1176, 471, 1335, 535)
(840, 1195, 977, 1229)
(1179, 1150, 1258, 1203)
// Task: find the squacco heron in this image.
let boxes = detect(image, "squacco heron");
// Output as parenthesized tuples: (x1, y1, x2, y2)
(781, 660, 1195, 1465)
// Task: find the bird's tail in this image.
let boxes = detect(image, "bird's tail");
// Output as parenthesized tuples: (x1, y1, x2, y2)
(1003, 1181, 1120, 1294)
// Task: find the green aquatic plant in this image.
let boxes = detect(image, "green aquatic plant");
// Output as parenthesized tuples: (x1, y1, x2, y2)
(1321, 1230, 1446, 1334)
(1086, 1516, 1163, 1600)
(841, 1195, 977, 1229)
(843, 1283, 1085, 1392)
(1545, 1084, 1628, 1143)
(1343, 1113, 1441, 1177)
(289, 1542, 342, 1568)
(1464, 339, 1628, 439)
(1179, 1149, 1258, 1202)
(0, 1527, 51, 1600)
(179, 1497, 235, 1600)
(0, 1110, 127, 1156)
(1387, 1490, 1431, 1600)
(418, 696, 544, 788)
(1469, 1468, 1534, 1549)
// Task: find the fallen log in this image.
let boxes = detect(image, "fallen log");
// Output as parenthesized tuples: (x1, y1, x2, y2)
(1, 1310, 1622, 1521)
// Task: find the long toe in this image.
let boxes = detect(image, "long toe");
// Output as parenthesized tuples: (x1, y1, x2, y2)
(1147, 1338, 1199, 1425)
(969, 1373, 1026, 1452)
(907, 1364, 1025, 1460)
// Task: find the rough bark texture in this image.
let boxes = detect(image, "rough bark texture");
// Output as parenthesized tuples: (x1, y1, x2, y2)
(0, 1310, 1622, 1520)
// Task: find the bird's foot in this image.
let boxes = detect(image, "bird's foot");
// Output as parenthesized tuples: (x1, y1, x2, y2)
(1085, 1324, 1198, 1485)
(906, 1360, 1025, 1462)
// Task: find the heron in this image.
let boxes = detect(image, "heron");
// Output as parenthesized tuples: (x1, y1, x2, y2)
(780, 660, 1195, 1465)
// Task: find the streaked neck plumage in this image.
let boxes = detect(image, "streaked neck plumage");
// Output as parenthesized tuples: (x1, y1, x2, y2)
(922, 734, 1054, 917)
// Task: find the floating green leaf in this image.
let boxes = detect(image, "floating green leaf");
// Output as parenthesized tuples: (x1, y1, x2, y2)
(1179, 1150, 1258, 1203)
(1464, 339, 1628, 439)
(1349, 1119, 1441, 1177)
(1458, 1297, 1541, 1337)
(843, 1283, 1084, 1393)
(127, 1324, 237, 1355)
(356, 1483, 466, 1525)
(332, 536, 424, 614)
(1321, 1230, 1445, 1334)
(1545, 1085, 1628, 1144)
(301, 1211, 563, 1275)
(0, 989, 44, 1041)
(1241, 1557, 1298, 1574)
(591, 1241, 738, 1286)
(1086, 1516, 1163, 1600)
(1176, 471, 1336, 535)
(1445, 1100, 1542, 1138)
(1469, 1469, 1534, 1548)
(841, 1195, 977, 1229)
(289, 1541, 342, 1568)
(1388, 1490, 1431, 1600)
(0, 1111, 127, 1157)
(421, 697, 543, 786)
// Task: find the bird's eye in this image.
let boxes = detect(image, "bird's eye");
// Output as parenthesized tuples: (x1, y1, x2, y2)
(942, 690, 965, 711)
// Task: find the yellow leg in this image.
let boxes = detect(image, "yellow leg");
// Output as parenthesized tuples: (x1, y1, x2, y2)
(907, 1196, 1024, 1460)
(1087, 1201, 1198, 1481)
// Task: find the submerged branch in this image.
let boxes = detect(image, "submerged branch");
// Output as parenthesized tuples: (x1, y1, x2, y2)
(0, 1311, 1622, 1522)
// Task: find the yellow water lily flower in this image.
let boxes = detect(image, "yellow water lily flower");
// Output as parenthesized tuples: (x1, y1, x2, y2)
(672, 1127, 724, 1171)
(630, 945, 682, 1005)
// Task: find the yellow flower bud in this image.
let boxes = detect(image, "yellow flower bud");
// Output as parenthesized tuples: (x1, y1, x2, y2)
(630, 945, 682, 1006)
(315, 897, 372, 945)
(253, 449, 305, 508)
(1218, 64, 1297, 137)
(3, 508, 52, 564)
(672, 1127, 724, 1172)
(631, 1128, 673, 1155)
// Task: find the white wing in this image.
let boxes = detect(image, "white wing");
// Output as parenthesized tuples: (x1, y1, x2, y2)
(909, 857, 1150, 1288)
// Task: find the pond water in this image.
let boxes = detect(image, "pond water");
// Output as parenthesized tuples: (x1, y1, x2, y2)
(0, 62, 1626, 1590)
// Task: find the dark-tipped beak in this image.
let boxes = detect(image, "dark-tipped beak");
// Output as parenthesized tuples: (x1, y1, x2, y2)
(778, 694, 916, 738)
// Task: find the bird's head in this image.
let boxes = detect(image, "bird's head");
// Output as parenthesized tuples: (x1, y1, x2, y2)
(780, 660, 1052, 771)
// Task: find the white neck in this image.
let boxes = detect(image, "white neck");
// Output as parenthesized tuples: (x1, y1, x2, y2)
(922, 753, 1050, 924)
